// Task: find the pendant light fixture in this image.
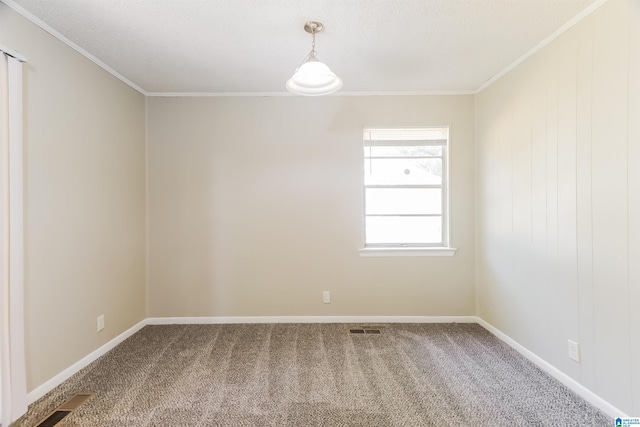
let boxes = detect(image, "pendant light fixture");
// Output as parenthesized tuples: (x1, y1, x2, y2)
(286, 21, 343, 96)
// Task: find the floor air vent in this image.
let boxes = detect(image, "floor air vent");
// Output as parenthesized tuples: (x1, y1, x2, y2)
(350, 327, 382, 334)
(36, 393, 94, 427)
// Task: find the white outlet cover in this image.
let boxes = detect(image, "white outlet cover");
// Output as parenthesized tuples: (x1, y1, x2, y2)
(97, 315, 105, 332)
(322, 291, 331, 304)
(568, 340, 580, 363)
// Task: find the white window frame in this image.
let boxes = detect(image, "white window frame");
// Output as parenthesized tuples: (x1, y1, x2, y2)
(359, 127, 456, 257)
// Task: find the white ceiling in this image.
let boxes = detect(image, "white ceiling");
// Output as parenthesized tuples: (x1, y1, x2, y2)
(5, 0, 600, 95)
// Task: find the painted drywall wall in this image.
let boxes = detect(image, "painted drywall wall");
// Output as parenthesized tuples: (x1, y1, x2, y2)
(147, 95, 475, 317)
(476, 0, 640, 415)
(0, 4, 147, 391)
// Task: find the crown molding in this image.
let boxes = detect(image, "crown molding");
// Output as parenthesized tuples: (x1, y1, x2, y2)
(475, 0, 609, 94)
(1, 0, 147, 95)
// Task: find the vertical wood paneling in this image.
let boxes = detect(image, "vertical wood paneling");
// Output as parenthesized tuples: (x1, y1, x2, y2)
(590, 0, 631, 409)
(498, 81, 516, 332)
(556, 29, 580, 379)
(575, 13, 597, 392)
(511, 67, 534, 345)
(627, 0, 640, 414)
(529, 54, 551, 360)
(478, 90, 506, 323)
(476, 0, 639, 414)
(544, 40, 562, 368)
(476, 89, 500, 323)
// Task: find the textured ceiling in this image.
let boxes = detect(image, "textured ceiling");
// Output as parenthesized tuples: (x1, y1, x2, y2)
(5, 0, 599, 95)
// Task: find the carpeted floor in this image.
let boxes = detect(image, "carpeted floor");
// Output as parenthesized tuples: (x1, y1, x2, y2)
(13, 323, 611, 426)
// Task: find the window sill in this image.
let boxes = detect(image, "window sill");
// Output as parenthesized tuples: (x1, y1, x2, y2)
(358, 247, 457, 257)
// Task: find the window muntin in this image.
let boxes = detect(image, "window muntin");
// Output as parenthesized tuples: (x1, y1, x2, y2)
(363, 127, 449, 248)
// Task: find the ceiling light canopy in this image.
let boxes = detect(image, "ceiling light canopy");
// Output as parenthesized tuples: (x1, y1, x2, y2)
(286, 21, 343, 96)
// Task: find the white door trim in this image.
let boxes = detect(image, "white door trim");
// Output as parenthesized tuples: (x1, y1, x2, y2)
(0, 50, 28, 427)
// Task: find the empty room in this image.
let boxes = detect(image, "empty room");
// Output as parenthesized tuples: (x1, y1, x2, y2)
(1, 0, 638, 425)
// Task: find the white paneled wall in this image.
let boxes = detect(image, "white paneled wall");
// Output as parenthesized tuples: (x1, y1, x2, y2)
(476, 0, 640, 414)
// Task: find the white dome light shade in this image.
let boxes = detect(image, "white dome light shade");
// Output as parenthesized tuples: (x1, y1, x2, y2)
(286, 60, 343, 96)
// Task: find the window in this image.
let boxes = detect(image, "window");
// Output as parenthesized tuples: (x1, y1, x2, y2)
(362, 127, 454, 255)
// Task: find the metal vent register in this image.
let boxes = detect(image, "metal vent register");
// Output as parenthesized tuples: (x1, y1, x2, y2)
(349, 326, 382, 334)
(36, 393, 94, 427)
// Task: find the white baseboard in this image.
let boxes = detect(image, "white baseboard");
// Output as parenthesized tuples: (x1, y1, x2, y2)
(476, 318, 627, 418)
(146, 315, 478, 325)
(26, 318, 149, 404)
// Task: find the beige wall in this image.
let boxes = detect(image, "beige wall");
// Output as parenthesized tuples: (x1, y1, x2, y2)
(1, 4, 147, 391)
(475, 0, 640, 414)
(147, 96, 476, 317)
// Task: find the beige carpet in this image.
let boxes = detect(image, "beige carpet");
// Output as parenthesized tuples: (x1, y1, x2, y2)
(14, 323, 610, 426)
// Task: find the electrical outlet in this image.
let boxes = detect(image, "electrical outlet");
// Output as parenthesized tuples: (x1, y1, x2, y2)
(568, 340, 580, 363)
(97, 315, 105, 332)
(322, 291, 331, 304)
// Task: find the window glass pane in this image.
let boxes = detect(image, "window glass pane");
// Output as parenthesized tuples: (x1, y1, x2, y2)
(365, 145, 443, 157)
(364, 158, 442, 185)
(366, 188, 441, 215)
(366, 216, 442, 244)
